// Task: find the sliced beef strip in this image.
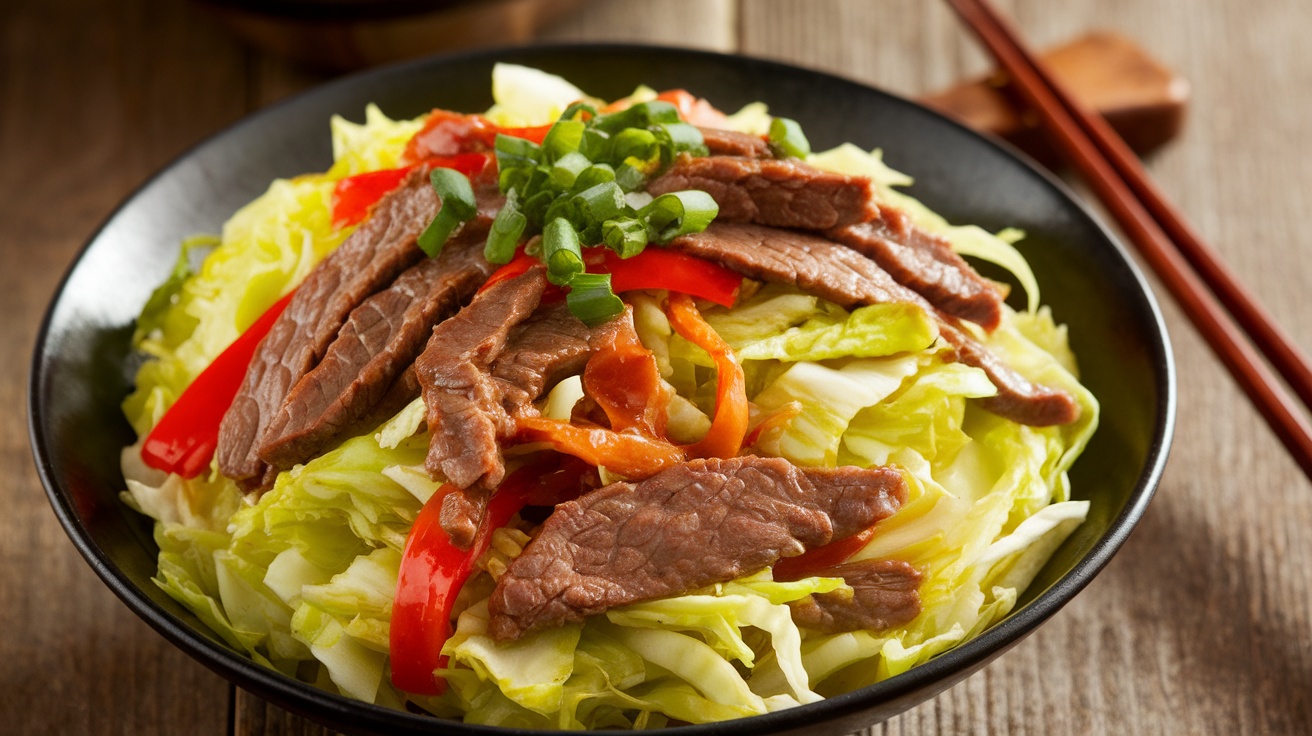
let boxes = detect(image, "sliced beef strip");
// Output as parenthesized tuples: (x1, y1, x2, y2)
(698, 127, 771, 158)
(646, 155, 875, 230)
(650, 152, 1005, 332)
(669, 222, 1080, 426)
(256, 222, 495, 470)
(217, 170, 437, 484)
(417, 265, 547, 496)
(786, 559, 923, 633)
(352, 300, 605, 446)
(487, 455, 908, 641)
(828, 208, 1006, 331)
(490, 301, 601, 417)
(436, 304, 628, 549)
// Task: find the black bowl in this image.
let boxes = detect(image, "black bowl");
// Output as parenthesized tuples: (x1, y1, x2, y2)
(29, 44, 1175, 735)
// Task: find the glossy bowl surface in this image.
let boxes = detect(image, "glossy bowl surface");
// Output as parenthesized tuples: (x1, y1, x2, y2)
(29, 44, 1175, 735)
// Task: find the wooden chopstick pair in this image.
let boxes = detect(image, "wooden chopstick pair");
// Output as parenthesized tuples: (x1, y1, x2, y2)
(945, 0, 1312, 480)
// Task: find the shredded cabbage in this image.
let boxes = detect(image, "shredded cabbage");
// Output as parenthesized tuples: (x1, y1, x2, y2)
(120, 65, 1099, 729)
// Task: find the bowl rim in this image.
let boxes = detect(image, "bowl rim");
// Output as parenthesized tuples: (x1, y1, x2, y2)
(29, 41, 1176, 735)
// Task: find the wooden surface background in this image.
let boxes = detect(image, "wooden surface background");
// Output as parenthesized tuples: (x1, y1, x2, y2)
(4, 0, 1311, 733)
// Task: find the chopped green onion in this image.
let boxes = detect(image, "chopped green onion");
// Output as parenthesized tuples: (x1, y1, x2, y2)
(653, 122, 708, 161)
(579, 128, 612, 161)
(602, 217, 648, 258)
(572, 163, 616, 193)
(768, 116, 811, 159)
(638, 190, 719, 243)
(614, 162, 648, 193)
(417, 168, 477, 257)
(566, 272, 625, 326)
(498, 166, 531, 197)
(541, 120, 585, 162)
(542, 217, 584, 286)
(611, 128, 660, 165)
(484, 188, 526, 264)
(559, 101, 599, 122)
(574, 182, 627, 223)
(593, 100, 681, 134)
(549, 151, 591, 189)
(521, 189, 555, 226)
(495, 133, 542, 169)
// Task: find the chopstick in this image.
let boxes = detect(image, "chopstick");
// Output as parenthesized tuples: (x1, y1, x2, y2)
(945, 0, 1312, 480)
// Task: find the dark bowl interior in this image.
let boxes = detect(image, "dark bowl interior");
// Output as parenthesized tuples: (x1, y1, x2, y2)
(29, 44, 1175, 735)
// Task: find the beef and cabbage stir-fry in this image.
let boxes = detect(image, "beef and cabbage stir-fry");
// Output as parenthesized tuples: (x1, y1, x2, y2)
(120, 64, 1098, 729)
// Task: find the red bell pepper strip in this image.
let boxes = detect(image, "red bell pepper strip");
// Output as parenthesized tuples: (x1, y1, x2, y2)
(772, 525, 881, 582)
(331, 153, 492, 229)
(331, 167, 412, 229)
(478, 250, 552, 295)
(588, 249, 741, 307)
(390, 454, 589, 695)
(401, 111, 500, 163)
(497, 124, 554, 144)
(401, 109, 555, 165)
(480, 248, 742, 308)
(664, 292, 749, 459)
(139, 292, 294, 478)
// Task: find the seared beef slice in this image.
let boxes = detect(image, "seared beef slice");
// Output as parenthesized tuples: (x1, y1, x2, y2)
(787, 559, 922, 633)
(697, 127, 771, 159)
(828, 214, 1005, 331)
(416, 266, 546, 493)
(647, 155, 875, 230)
(217, 170, 437, 484)
(256, 225, 494, 469)
(488, 456, 907, 640)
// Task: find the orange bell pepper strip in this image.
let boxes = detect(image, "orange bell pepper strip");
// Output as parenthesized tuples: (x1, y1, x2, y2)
(664, 292, 749, 459)
(583, 310, 670, 436)
(514, 417, 686, 479)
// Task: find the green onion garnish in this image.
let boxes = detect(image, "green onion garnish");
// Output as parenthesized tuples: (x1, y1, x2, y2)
(541, 119, 585, 163)
(494, 133, 542, 170)
(559, 101, 599, 122)
(614, 162, 648, 193)
(566, 272, 625, 326)
(571, 163, 616, 193)
(593, 100, 681, 134)
(549, 151, 591, 190)
(480, 96, 723, 324)
(418, 168, 477, 257)
(654, 121, 710, 161)
(602, 217, 648, 258)
(484, 188, 526, 264)
(542, 217, 584, 286)
(768, 116, 811, 159)
(639, 190, 720, 243)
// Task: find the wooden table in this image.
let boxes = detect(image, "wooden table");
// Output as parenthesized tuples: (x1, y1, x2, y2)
(5, 0, 1311, 733)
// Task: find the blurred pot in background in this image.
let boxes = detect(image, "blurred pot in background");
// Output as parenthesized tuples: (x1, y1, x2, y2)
(196, 0, 587, 70)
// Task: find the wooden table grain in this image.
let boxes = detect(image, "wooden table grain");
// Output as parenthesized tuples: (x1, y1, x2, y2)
(5, 0, 1311, 733)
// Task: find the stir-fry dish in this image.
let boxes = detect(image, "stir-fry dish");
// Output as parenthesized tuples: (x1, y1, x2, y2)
(120, 64, 1098, 728)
